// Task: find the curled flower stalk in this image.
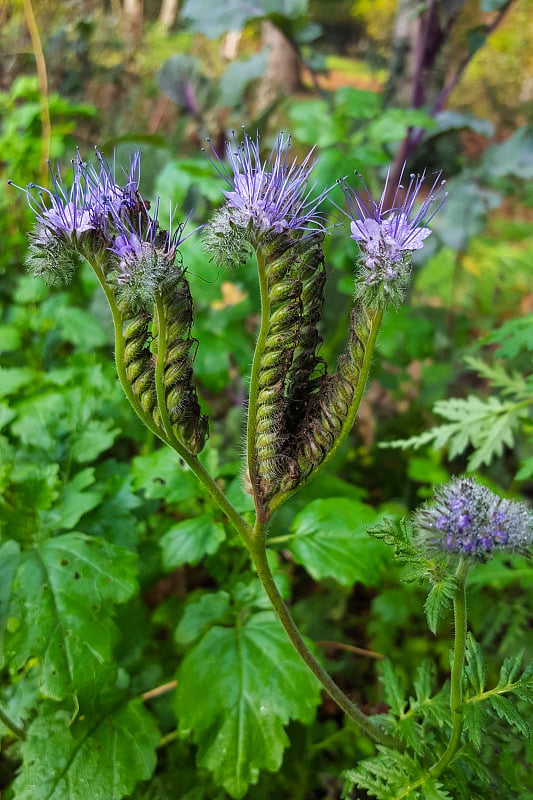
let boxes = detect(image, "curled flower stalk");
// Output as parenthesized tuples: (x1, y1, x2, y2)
(13, 148, 209, 458)
(204, 130, 329, 518)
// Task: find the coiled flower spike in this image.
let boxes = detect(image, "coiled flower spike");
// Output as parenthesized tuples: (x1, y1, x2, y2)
(13, 147, 208, 455)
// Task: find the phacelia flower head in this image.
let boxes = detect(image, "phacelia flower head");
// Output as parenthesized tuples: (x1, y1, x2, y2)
(11, 153, 96, 244)
(341, 167, 447, 307)
(108, 199, 188, 308)
(84, 148, 143, 228)
(203, 130, 328, 262)
(11, 148, 188, 295)
(413, 477, 533, 563)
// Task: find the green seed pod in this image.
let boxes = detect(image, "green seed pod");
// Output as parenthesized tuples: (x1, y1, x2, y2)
(154, 276, 208, 454)
(293, 304, 374, 483)
(121, 309, 159, 425)
(250, 236, 305, 505)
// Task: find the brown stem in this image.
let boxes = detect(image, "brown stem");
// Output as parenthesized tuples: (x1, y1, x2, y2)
(315, 641, 385, 660)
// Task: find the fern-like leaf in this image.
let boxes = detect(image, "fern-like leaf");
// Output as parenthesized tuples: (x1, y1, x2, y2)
(424, 576, 456, 635)
(464, 634, 487, 695)
(488, 693, 529, 738)
(381, 660, 406, 717)
(463, 355, 529, 398)
(384, 394, 525, 470)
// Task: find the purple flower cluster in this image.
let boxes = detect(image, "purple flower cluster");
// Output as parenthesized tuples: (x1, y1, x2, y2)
(414, 477, 533, 562)
(204, 130, 328, 240)
(341, 168, 447, 306)
(12, 149, 185, 302)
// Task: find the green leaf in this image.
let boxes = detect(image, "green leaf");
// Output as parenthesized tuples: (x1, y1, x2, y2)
(0, 366, 36, 398)
(516, 457, 533, 481)
(132, 447, 201, 504)
(342, 747, 427, 800)
(0, 663, 40, 739)
(485, 314, 533, 358)
(40, 468, 103, 532)
(51, 303, 110, 349)
(432, 172, 500, 251)
(462, 699, 488, 750)
(1, 533, 137, 699)
(161, 514, 226, 569)
(366, 108, 435, 144)
(182, 0, 307, 38)
(498, 650, 527, 686)
(464, 634, 487, 696)
(154, 159, 223, 208)
(412, 661, 432, 705)
(0, 324, 22, 353)
(219, 51, 269, 107)
(482, 126, 533, 180)
(176, 610, 321, 797)
(289, 99, 338, 147)
(424, 576, 456, 634)
(381, 660, 405, 717)
(0, 401, 17, 430)
(287, 498, 390, 587)
(334, 86, 381, 120)
(175, 590, 232, 644)
(13, 697, 159, 799)
(70, 419, 121, 463)
(488, 693, 529, 738)
(385, 394, 524, 471)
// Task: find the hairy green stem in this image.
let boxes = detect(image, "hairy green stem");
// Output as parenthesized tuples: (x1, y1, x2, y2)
(249, 526, 399, 748)
(246, 249, 270, 518)
(0, 706, 26, 741)
(430, 558, 470, 779)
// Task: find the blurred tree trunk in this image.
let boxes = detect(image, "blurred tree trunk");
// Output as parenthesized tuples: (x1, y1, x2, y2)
(158, 0, 179, 30)
(384, 0, 466, 108)
(254, 21, 301, 112)
(122, 0, 143, 50)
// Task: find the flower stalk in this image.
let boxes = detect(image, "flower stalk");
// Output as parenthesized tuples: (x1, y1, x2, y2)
(249, 523, 400, 748)
(430, 558, 470, 779)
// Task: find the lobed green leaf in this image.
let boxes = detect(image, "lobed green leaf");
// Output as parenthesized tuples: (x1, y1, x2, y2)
(286, 498, 391, 588)
(13, 697, 159, 800)
(175, 610, 321, 798)
(0, 533, 137, 699)
(161, 514, 226, 569)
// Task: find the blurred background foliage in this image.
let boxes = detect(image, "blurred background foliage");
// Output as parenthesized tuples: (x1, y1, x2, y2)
(1, 0, 532, 798)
